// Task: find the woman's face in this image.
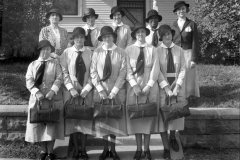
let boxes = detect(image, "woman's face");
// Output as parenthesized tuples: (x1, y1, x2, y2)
(40, 46, 51, 60)
(135, 28, 146, 42)
(73, 35, 85, 46)
(49, 13, 60, 24)
(102, 34, 114, 45)
(148, 16, 159, 29)
(113, 11, 122, 24)
(162, 30, 173, 44)
(176, 5, 187, 18)
(86, 15, 96, 26)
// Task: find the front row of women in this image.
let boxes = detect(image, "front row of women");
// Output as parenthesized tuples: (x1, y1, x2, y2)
(25, 22, 186, 160)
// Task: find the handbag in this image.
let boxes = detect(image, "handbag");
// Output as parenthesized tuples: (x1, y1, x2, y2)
(128, 96, 157, 119)
(93, 99, 122, 119)
(30, 98, 60, 124)
(64, 97, 93, 120)
(159, 96, 189, 124)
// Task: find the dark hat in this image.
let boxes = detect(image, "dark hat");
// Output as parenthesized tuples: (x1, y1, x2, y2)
(98, 26, 117, 41)
(158, 24, 175, 41)
(131, 23, 150, 39)
(46, 8, 63, 21)
(71, 27, 86, 40)
(173, 1, 190, 12)
(82, 8, 99, 22)
(110, 6, 125, 19)
(146, 10, 162, 23)
(37, 40, 55, 52)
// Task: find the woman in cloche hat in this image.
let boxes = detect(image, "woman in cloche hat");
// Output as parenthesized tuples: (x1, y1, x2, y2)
(91, 26, 127, 160)
(25, 39, 64, 160)
(110, 6, 132, 49)
(39, 8, 69, 60)
(125, 23, 161, 160)
(60, 27, 94, 160)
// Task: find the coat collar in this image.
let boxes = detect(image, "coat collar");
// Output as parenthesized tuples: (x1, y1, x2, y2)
(37, 57, 52, 62)
(83, 24, 97, 30)
(173, 17, 191, 32)
(161, 42, 175, 49)
(102, 44, 117, 51)
(133, 41, 148, 47)
(72, 45, 86, 52)
(112, 22, 124, 27)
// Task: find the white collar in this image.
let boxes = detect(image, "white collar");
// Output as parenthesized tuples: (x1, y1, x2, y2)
(84, 24, 96, 30)
(178, 17, 186, 22)
(147, 24, 160, 31)
(133, 41, 148, 47)
(112, 22, 124, 27)
(102, 44, 117, 51)
(161, 42, 175, 49)
(37, 57, 52, 62)
(72, 45, 86, 52)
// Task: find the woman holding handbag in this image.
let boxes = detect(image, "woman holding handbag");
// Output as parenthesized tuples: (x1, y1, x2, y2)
(91, 26, 127, 160)
(60, 27, 93, 160)
(125, 23, 160, 160)
(25, 40, 64, 160)
(156, 24, 186, 159)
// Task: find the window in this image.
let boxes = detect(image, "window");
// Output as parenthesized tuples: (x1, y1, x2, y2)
(62, 0, 82, 17)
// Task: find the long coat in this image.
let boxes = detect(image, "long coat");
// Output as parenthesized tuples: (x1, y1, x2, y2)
(60, 46, 94, 135)
(125, 42, 160, 135)
(172, 18, 200, 97)
(156, 42, 186, 131)
(91, 44, 127, 137)
(25, 58, 64, 143)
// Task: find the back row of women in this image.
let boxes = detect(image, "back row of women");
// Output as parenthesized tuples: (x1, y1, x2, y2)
(25, 1, 200, 160)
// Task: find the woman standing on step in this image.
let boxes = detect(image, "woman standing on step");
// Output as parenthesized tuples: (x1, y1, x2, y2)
(60, 27, 93, 160)
(110, 6, 132, 49)
(125, 23, 160, 160)
(39, 8, 69, 60)
(25, 40, 64, 160)
(91, 26, 127, 160)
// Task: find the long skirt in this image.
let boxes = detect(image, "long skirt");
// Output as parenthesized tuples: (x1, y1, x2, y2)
(25, 87, 64, 143)
(126, 82, 159, 135)
(183, 49, 200, 98)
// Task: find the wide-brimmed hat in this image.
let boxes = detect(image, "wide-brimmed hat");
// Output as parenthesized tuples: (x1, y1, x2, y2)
(110, 6, 125, 19)
(70, 27, 86, 40)
(158, 24, 175, 41)
(82, 8, 99, 22)
(98, 26, 117, 41)
(37, 40, 55, 52)
(146, 10, 162, 23)
(131, 23, 150, 39)
(46, 8, 63, 21)
(173, 1, 190, 12)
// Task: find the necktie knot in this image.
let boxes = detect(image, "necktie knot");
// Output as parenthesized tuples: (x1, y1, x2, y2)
(77, 51, 83, 55)
(114, 26, 120, 33)
(87, 29, 92, 34)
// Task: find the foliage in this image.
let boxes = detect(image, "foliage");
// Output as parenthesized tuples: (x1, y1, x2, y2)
(0, 0, 70, 58)
(191, 0, 240, 64)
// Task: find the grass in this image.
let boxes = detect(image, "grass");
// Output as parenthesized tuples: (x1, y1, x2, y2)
(0, 62, 240, 108)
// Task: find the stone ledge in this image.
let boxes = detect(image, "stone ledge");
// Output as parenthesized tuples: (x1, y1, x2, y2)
(0, 105, 28, 116)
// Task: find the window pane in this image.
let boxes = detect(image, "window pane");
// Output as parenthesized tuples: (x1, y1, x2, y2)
(62, 0, 78, 15)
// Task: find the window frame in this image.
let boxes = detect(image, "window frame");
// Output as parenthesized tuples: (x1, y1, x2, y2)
(63, 0, 83, 17)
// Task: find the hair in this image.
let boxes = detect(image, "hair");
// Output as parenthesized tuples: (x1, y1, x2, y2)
(174, 5, 190, 14)
(159, 30, 175, 41)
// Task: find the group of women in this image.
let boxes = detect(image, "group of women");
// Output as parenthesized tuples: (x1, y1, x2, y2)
(25, 1, 200, 160)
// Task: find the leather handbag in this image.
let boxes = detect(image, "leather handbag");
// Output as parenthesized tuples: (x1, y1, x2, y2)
(30, 98, 60, 124)
(159, 96, 189, 124)
(93, 99, 122, 119)
(64, 97, 93, 120)
(128, 96, 157, 119)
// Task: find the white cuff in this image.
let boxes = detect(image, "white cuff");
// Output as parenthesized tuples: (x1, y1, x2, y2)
(111, 86, 119, 95)
(176, 79, 183, 86)
(51, 84, 59, 95)
(83, 84, 92, 92)
(51, 52, 59, 58)
(159, 80, 169, 89)
(31, 87, 39, 95)
(66, 83, 74, 91)
(147, 80, 155, 87)
(96, 85, 104, 92)
(129, 79, 137, 87)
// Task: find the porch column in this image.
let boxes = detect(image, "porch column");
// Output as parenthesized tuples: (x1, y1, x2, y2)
(153, 0, 159, 12)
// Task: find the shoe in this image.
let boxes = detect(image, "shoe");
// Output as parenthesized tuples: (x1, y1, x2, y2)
(133, 151, 142, 160)
(144, 150, 151, 160)
(163, 149, 171, 159)
(73, 149, 80, 160)
(170, 138, 179, 152)
(99, 150, 109, 160)
(45, 153, 57, 160)
(81, 150, 89, 160)
(109, 150, 120, 160)
(38, 152, 47, 160)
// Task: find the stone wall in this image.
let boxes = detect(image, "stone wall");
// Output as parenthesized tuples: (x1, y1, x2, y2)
(0, 105, 239, 148)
